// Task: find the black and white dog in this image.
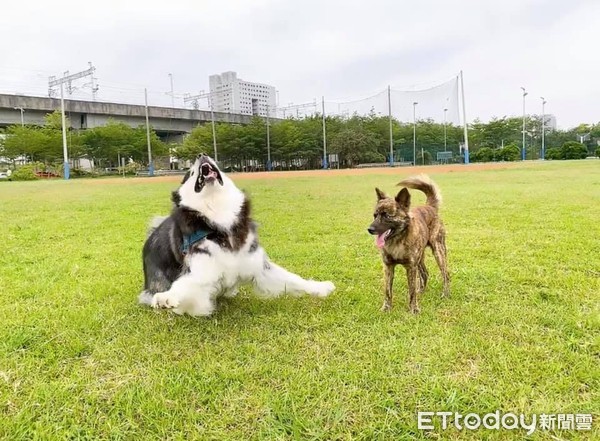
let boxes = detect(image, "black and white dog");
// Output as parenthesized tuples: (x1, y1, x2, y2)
(139, 154, 335, 316)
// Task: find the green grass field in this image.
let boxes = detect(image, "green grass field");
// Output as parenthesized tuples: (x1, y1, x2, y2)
(0, 161, 598, 440)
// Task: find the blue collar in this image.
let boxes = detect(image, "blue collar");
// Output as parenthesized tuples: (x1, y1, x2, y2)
(181, 228, 212, 254)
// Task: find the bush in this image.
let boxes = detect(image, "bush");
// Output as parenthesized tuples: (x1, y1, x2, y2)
(11, 165, 39, 181)
(497, 144, 520, 161)
(546, 147, 563, 160)
(70, 168, 99, 178)
(363, 152, 386, 163)
(596, 146, 600, 158)
(562, 141, 588, 159)
(471, 147, 495, 162)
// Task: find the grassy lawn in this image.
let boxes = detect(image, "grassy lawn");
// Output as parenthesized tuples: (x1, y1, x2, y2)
(0, 161, 598, 440)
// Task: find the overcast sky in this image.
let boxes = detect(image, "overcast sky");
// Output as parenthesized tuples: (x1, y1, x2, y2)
(1, 0, 598, 128)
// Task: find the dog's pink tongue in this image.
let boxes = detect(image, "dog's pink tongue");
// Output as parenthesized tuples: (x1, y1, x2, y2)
(376, 233, 386, 249)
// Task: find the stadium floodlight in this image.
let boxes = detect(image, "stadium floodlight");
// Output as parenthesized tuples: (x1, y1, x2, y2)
(412, 102, 418, 165)
(541, 97, 547, 160)
(521, 87, 528, 161)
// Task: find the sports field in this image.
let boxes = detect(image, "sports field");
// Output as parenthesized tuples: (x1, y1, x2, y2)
(0, 160, 598, 440)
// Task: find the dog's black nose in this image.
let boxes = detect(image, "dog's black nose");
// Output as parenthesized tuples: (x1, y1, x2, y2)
(367, 227, 376, 235)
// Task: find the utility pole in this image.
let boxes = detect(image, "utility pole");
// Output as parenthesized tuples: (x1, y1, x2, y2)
(144, 88, 154, 176)
(48, 64, 95, 180)
(443, 107, 448, 152)
(412, 102, 418, 166)
(266, 104, 271, 171)
(322, 96, 328, 169)
(521, 87, 528, 161)
(459, 71, 469, 164)
(388, 86, 394, 167)
(82, 62, 99, 100)
(540, 97, 547, 160)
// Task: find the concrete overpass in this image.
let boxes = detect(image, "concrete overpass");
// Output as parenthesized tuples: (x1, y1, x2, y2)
(0, 94, 256, 143)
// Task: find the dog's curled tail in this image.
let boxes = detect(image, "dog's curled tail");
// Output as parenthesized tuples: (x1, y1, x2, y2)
(397, 174, 442, 210)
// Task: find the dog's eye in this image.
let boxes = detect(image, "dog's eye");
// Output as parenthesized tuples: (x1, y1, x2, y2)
(373, 214, 377, 219)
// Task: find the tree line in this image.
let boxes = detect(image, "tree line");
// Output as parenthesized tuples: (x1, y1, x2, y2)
(0, 111, 167, 170)
(1, 111, 598, 174)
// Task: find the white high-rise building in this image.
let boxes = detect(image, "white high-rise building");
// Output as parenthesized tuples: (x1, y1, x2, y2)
(209, 71, 276, 117)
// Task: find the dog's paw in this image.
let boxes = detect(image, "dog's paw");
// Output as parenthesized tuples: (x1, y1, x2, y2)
(151, 292, 180, 309)
(409, 304, 421, 314)
(309, 281, 335, 298)
(380, 303, 392, 312)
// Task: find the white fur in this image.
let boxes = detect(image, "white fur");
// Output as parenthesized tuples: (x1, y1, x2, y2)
(150, 242, 335, 316)
(178, 172, 245, 231)
(143, 157, 335, 316)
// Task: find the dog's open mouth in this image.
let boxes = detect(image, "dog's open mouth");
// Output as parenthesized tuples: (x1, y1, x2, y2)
(201, 163, 219, 182)
(376, 229, 391, 249)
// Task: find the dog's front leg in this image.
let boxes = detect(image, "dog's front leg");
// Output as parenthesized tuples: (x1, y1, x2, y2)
(382, 263, 395, 312)
(152, 254, 222, 316)
(406, 265, 420, 314)
(152, 274, 218, 317)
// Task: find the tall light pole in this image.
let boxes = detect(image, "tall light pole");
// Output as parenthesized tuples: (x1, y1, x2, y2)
(266, 104, 271, 171)
(540, 97, 547, 160)
(13, 107, 24, 126)
(412, 102, 418, 165)
(322, 96, 328, 169)
(388, 85, 394, 166)
(521, 87, 528, 161)
(443, 107, 448, 152)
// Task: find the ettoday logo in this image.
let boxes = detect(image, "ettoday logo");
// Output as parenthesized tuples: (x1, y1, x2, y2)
(417, 411, 593, 435)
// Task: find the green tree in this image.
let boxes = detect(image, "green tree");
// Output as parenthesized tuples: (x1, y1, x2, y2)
(81, 119, 166, 168)
(330, 125, 379, 167)
(561, 141, 588, 159)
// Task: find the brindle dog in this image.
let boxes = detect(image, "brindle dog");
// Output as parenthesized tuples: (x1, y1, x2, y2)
(367, 174, 449, 313)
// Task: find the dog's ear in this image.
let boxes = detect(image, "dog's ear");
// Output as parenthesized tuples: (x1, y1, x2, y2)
(375, 187, 387, 201)
(395, 188, 411, 211)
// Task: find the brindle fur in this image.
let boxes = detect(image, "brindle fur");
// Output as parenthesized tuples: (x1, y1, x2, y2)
(368, 175, 449, 313)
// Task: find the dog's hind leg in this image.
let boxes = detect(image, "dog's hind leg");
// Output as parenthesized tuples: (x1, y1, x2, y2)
(382, 263, 395, 311)
(418, 260, 429, 294)
(431, 237, 450, 298)
(406, 265, 420, 314)
(253, 259, 335, 298)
